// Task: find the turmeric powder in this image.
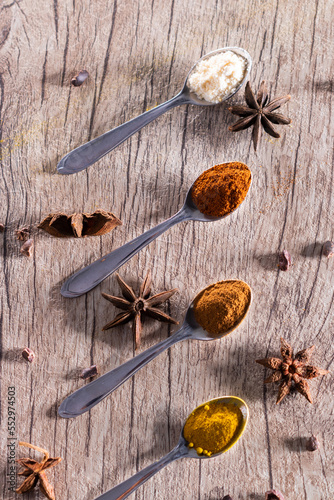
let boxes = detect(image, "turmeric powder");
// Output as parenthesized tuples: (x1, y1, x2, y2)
(183, 400, 243, 455)
(193, 280, 251, 336)
(191, 162, 251, 217)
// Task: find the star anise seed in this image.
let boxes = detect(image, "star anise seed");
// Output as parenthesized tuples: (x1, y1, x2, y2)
(256, 338, 329, 404)
(102, 271, 178, 349)
(16, 442, 61, 500)
(306, 435, 319, 451)
(228, 81, 291, 150)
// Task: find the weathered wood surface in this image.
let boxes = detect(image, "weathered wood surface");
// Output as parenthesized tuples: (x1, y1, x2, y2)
(1, 0, 333, 499)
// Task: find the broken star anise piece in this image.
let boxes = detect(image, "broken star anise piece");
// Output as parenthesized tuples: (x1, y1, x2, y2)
(102, 271, 178, 349)
(16, 441, 62, 500)
(256, 338, 329, 404)
(228, 81, 291, 151)
(20, 238, 34, 257)
(16, 227, 30, 241)
(265, 491, 285, 500)
(38, 209, 122, 238)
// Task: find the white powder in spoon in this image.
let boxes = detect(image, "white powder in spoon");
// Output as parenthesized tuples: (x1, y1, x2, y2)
(188, 51, 247, 103)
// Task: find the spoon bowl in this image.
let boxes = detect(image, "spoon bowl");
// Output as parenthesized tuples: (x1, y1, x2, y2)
(57, 47, 252, 174)
(185, 282, 252, 340)
(182, 47, 252, 106)
(61, 162, 252, 298)
(181, 396, 249, 458)
(94, 396, 248, 500)
(58, 280, 251, 418)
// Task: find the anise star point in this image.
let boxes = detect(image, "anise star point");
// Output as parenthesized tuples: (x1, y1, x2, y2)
(256, 337, 329, 404)
(228, 81, 291, 151)
(16, 442, 61, 500)
(102, 271, 178, 349)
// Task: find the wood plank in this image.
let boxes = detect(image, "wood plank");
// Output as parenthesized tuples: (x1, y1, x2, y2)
(1, 0, 333, 499)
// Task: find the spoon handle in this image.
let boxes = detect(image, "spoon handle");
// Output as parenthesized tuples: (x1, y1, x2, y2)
(61, 209, 188, 297)
(94, 444, 187, 500)
(57, 92, 190, 174)
(58, 326, 191, 418)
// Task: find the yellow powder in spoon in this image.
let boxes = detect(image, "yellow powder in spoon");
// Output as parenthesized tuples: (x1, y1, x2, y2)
(183, 400, 243, 455)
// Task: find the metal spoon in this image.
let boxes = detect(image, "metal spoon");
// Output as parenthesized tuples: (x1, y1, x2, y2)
(58, 280, 251, 418)
(60, 162, 252, 298)
(57, 47, 251, 175)
(93, 396, 248, 500)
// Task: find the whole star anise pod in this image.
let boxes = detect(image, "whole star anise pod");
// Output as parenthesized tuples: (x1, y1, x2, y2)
(38, 209, 121, 237)
(256, 338, 329, 404)
(16, 441, 62, 500)
(102, 271, 178, 349)
(228, 81, 291, 150)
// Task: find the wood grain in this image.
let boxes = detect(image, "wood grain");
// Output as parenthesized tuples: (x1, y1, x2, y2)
(1, 0, 333, 499)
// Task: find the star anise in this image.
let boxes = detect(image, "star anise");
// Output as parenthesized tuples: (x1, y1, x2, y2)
(102, 271, 178, 349)
(256, 338, 329, 404)
(16, 442, 62, 500)
(228, 81, 291, 150)
(38, 209, 121, 237)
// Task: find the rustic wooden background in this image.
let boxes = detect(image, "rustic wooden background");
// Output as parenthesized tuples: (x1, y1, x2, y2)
(1, 0, 333, 499)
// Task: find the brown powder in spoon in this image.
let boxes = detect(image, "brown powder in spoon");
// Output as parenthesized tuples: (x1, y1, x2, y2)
(191, 162, 251, 217)
(193, 280, 251, 335)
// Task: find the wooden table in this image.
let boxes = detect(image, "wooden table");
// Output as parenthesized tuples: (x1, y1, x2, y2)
(1, 0, 333, 498)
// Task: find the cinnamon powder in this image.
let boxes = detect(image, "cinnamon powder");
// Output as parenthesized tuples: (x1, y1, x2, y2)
(193, 280, 251, 335)
(191, 162, 251, 217)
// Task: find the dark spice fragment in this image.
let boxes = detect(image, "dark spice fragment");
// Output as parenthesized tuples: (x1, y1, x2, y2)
(16, 227, 30, 241)
(22, 347, 35, 363)
(80, 365, 98, 379)
(322, 240, 334, 257)
(222, 496, 233, 500)
(38, 210, 122, 238)
(265, 491, 285, 500)
(306, 434, 319, 451)
(71, 69, 89, 87)
(0, 223, 4, 232)
(278, 250, 292, 271)
(20, 239, 34, 257)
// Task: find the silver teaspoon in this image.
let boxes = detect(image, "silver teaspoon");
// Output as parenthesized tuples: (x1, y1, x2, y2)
(60, 162, 252, 298)
(58, 280, 251, 418)
(93, 396, 248, 500)
(57, 47, 251, 174)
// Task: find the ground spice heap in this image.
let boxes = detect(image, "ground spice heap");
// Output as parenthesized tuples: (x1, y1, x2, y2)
(183, 400, 243, 456)
(188, 51, 247, 103)
(191, 162, 251, 217)
(193, 280, 251, 336)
